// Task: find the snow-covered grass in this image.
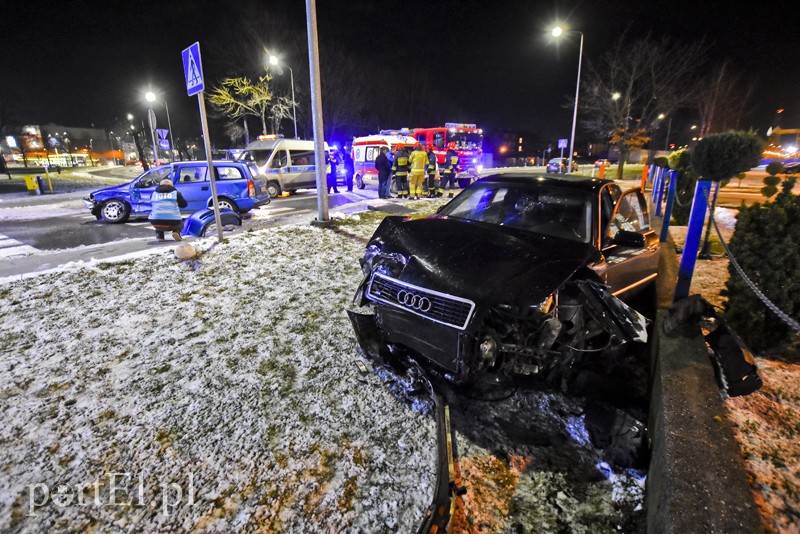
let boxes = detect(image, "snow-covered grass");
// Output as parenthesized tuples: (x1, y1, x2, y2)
(669, 218, 800, 534)
(0, 202, 645, 532)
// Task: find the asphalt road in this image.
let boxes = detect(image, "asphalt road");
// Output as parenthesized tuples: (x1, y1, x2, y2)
(0, 164, 383, 271)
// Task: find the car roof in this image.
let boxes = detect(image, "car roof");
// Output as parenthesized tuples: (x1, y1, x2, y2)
(477, 171, 614, 193)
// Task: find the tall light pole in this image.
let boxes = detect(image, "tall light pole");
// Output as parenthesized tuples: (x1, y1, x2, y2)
(552, 26, 584, 175)
(269, 55, 298, 139)
(144, 92, 159, 165)
(145, 91, 175, 161)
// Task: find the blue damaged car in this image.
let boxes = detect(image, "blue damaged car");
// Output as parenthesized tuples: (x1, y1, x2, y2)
(83, 161, 270, 223)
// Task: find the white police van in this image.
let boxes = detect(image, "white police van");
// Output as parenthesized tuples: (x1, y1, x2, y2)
(237, 136, 329, 197)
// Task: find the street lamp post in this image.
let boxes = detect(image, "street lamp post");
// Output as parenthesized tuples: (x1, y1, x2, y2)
(145, 91, 175, 162)
(145, 92, 159, 165)
(269, 55, 298, 139)
(552, 26, 584, 175)
(164, 99, 175, 161)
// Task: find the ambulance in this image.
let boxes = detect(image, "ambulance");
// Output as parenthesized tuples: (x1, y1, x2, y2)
(351, 130, 417, 189)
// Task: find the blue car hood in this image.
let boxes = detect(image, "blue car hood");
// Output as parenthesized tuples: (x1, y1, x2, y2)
(91, 182, 132, 196)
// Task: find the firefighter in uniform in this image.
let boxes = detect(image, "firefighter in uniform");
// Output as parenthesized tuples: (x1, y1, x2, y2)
(425, 145, 438, 198)
(440, 142, 460, 197)
(391, 145, 410, 199)
(408, 143, 427, 200)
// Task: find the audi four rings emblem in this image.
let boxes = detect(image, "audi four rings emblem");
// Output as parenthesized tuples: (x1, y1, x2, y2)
(396, 290, 432, 312)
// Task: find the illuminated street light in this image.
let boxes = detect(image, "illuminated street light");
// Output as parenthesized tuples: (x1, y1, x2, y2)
(611, 92, 621, 101)
(552, 25, 584, 175)
(268, 54, 298, 139)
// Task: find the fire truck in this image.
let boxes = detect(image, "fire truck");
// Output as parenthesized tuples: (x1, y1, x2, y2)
(411, 123, 484, 188)
(351, 130, 417, 189)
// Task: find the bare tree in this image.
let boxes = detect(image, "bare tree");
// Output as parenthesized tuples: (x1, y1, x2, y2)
(580, 33, 707, 178)
(208, 75, 273, 135)
(269, 94, 295, 136)
(224, 121, 246, 147)
(697, 61, 754, 136)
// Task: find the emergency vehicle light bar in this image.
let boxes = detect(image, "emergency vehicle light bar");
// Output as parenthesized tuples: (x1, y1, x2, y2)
(444, 122, 477, 129)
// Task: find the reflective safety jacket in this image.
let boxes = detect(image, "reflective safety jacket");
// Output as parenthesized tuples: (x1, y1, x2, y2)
(409, 149, 427, 173)
(392, 149, 409, 176)
(426, 151, 437, 174)
(148, 185, 187, 221)
(442, 149, 459, 174)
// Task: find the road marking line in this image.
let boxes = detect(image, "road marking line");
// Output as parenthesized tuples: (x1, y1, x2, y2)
(258, 207, 295, 214)
(0, 234, 38, 258)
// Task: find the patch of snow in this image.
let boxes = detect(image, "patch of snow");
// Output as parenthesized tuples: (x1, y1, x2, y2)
(713, 207, 738, 230)
(0, 211, 646, 531)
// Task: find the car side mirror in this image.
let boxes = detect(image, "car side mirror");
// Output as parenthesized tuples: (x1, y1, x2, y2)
(611, 230, 645, 248)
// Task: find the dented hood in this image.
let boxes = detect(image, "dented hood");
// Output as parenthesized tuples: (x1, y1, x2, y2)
(366, 216, 596, 304)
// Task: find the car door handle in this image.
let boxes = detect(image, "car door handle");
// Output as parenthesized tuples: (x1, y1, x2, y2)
(201, 186, 209, 191)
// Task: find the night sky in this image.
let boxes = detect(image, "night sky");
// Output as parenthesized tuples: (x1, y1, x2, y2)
(2, 0, 799, 149)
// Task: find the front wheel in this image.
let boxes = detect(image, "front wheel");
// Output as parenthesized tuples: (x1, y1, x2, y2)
(458, 178, 471, 189)
(356, 174, 365, 189)
(267, 181, 282, 198)
(100, 199, 130, 223)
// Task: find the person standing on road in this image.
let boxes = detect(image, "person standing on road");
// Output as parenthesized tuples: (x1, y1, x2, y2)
(148, 178, 187, 241)
(326, 151, 340, 194)
(375, 146, 391, 199)
(392, 145, 410, 199)
(408, 143, 427, 200)
(425, 145, 438, 198)
(440, 142, 460, 197)
(343, 145, 355, 192)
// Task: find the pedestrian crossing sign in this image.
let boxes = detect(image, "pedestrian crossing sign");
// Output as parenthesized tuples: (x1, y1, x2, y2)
(182, 42, 204, 96)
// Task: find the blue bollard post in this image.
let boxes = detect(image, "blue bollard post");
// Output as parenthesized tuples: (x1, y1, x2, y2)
(655, 167, 666, 217)
(660, 170, 679, 242)
(650, 166, 659, 202)
(674, 180, 712, 301)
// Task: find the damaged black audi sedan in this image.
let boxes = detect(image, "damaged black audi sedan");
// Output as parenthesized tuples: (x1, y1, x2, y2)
(348, 173, 659, 384)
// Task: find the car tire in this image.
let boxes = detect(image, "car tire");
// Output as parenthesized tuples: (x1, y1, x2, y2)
(212, 197, 239, 213)
(458, 178, 471, 189)
(267, 181, 282, 198)
(356, 174, 365, 189)
(100, 199, 130, 223)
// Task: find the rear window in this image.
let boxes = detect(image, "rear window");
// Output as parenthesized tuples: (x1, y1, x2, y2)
(216, 167, 244, 180)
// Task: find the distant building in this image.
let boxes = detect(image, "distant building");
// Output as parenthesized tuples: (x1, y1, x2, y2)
(1, 124, 122, 167)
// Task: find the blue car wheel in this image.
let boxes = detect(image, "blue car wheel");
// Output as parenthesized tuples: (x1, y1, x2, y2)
(100, 199, 130, 223)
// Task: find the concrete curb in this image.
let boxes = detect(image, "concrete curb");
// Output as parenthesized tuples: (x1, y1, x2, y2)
(646, 218, 762, 532)
(646, 309, 762, 533)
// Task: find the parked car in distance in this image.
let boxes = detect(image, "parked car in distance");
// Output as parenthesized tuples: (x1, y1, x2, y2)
(348, 172, 658, 386)
(547, 157, 578, 173)
(84, 161, 270, 223)
(594, 159, 614, 168)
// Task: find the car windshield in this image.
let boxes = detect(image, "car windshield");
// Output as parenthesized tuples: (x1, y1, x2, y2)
(136, 166, 173, 188)
(446, 132, 482, 150)
(439, 183, 593, 243)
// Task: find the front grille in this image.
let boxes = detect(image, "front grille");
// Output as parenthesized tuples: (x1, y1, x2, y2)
(367, 273, 476, 330)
